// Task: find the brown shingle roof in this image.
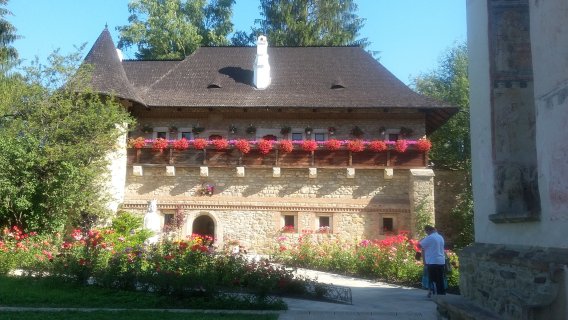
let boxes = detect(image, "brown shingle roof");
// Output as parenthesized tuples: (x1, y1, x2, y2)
(85, 29, 457, 132)
(83, 28, 145, 106)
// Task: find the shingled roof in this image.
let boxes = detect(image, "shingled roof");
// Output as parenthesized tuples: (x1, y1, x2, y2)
(83, 28, 145, 106)
(85, 29, 457, 133)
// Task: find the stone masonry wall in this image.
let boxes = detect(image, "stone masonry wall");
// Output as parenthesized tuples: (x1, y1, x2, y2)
(124, 167, 416, 253)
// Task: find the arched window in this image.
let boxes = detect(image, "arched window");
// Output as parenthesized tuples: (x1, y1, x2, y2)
(209, 134, 223, 141)
(262, 134, 278, 141)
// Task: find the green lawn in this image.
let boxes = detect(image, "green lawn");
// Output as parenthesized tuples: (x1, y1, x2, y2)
(0, 311, 278, 320)
(0, 276, 281, 319)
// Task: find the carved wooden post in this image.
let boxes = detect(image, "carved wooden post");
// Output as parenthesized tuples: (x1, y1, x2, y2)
(136, 148, 141, 163)
(168, 147, 173, 164)
(348, 151, 353, 167)
(310, 150, 315, 166)
(203, 148, 207, 165)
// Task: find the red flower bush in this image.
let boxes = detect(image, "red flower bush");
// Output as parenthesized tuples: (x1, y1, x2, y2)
(301, 140, 318, 152)
(172, 138, 189, 151)
(324, 139, 342, 151)
(394, 139, 408, 153)
(257, 139, 273, 155)
(235, 139, 251, 154)
(415, 138, 432, 152)
(369, 140, 387, 152)
(129, 137, 146, 149)
(347, 140, 365, 152)
(279, 140, 294, 153)
(152, 138, 169, 151)
(192, 138, 208, 150)
(211, 138, 229, 150)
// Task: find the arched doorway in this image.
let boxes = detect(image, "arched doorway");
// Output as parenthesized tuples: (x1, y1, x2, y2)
(192, 215, 215, 238)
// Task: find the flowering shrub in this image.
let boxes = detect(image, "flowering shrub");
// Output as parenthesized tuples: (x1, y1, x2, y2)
(281, 225, 295, 233)
(271, 232, 459, 290)
(200, 183, 215, 196)
(415, 138, 432, 152)
(172, 138, 190, 150)
(211, 138, 229, 150)
(257, 139, 273, 155)
(0, 222, 323, 304)
(152, 138, 169, 151)
(394, 139, 408, 153)
(324, 139, 342, 151)
(301, 140, 318, 152)
(279, 140, 294, 153)
(347, 140, 365, 152)
(235, 139, 251, 154)
(369, 140, 387, 152)
(128, 137, 146, 149)
(192, 138, 208, 150)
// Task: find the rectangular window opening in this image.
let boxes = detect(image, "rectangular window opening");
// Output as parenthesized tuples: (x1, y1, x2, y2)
(382, 217, 394, 233)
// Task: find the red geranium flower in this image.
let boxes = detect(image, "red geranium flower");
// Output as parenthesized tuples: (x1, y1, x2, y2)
(395, 139, 408, 153)
(347, 140, 365, 152)
(172, 138, 190, 151)
(152, 138, 169, 151)
(235, 139, 251, 154)
(301, 140, 318, 152)
(129, 137, 146, 149)
(212, 138, 229, 150)
(324, 139, 342, 151)
(257, 139, 273, 155)
(415, 138, 432, 152)
(369, 140, 387, 152)
(279, 140, 294, 153)
(193, 138, 208, 150)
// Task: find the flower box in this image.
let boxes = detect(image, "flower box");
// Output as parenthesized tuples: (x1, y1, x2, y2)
(352, 151, 388, 166)
(315, 150, 349, 167)
(240, 150, 277, 166)
(278, 150, 312, 167)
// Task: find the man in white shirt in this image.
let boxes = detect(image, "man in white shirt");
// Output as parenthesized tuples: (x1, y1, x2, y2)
(419, 225, 446, 295)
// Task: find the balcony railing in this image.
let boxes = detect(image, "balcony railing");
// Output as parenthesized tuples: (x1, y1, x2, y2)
(127, 147, 428, 169)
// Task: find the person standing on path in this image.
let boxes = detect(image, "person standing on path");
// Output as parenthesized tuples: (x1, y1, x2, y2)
(419, 225, 446, 295)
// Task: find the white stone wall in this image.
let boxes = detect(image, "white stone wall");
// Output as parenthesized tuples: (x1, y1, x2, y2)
(468, 0, 568, 248)
(103, 123, 128, 212)
(529, 0, 568, 248)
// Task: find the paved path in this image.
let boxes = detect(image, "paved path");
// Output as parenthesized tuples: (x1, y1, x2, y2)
(279, 268, 438, 320)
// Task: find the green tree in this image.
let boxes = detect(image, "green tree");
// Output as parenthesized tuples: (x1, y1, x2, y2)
(0, 49, 133, 232)
(0, 0, 19, 67)
(239, 0, 367, 47)
(412, 43, 473, 248)
(117, 0, 235, 60)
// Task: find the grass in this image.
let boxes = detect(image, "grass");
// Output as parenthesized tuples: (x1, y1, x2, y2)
(0, 311, 278, 320)
(0, 275, 284, 314)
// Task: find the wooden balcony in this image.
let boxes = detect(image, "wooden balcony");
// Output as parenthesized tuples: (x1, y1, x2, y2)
(127, 147, 428, 169)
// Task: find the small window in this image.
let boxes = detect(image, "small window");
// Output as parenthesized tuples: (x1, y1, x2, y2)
(291, 132, 303, 141)
(388, 134, 399, 142)
(181, 132, 192, 140)
(164, 213, 174, 226)
(282, 214, 297, 232)
(209, 134, 223, 140)
(382, 217, 394, 233)
(318, 216, 330, 228)
(262, 134, 278, 141)
(314, 132, 326, 142)
(156, 131, 167, 139)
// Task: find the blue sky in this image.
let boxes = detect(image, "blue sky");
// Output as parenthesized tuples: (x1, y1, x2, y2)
(7, 0, 465, 85)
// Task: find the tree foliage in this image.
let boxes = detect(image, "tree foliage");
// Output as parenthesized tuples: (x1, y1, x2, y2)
(117, 0, 235, 60)
(0, 0, 19, 67)
(412, 43, 473, 248)
(413, 43, 469, 170)
(235, 0, 367, 47)
(0, 50, 133, 232)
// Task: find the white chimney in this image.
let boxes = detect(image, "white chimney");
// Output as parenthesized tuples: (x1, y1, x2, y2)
(253, 35, 271, 89)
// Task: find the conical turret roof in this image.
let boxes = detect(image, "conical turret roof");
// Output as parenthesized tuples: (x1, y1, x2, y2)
(83, 28, 145, 106)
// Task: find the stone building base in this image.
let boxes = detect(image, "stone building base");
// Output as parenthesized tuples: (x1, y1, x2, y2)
(435, 243, 568, 320)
